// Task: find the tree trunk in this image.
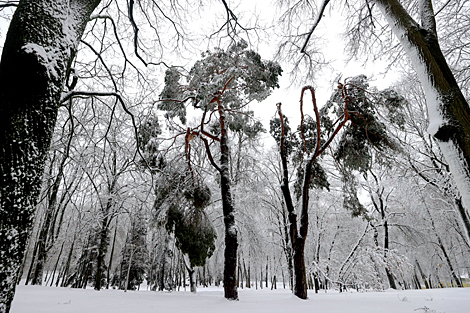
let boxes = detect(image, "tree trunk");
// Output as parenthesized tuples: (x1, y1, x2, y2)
(293, 238, 307, 298)
(454, 198, 470, 245)
(416, 260, 430, 289)
(31, 149, 69, 286)
(382, 208, 397, 289)
(124, 246, 135, 292)
(217, 101, 238, 300)
(265, 258, 268, 288)
(436, 236, 462, 287)
(0, 1, 101, 312)
(374, 0, 470, 212)
(60, 234, 75, 287)
(188, 268, 196, 293)
(49, 241, 64, 286)
(281, 206, 294, 291)
(106, 219, 118, 289)
(94, 214, 109, 290)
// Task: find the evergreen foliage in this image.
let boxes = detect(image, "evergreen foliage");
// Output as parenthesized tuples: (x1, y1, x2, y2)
(325, 75, 404, 174)
(270, 113, 330, 200)
(158, 39, 282, 121)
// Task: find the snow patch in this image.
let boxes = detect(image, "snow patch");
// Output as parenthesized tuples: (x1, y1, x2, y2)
(374, 3, 445, 136)
(437, 140, 470, 211)
(227, 224, 237, 236)
(22, 43, 61, 79)
(9, 285, 470, 313)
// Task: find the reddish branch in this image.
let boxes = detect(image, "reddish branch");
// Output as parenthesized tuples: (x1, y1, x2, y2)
(276, 84, 355, 299)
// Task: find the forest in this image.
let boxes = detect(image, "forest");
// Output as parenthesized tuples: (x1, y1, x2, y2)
(0, 1, 470, 312)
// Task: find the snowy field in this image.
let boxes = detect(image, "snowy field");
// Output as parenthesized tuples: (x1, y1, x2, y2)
(10, 285, 470, 313)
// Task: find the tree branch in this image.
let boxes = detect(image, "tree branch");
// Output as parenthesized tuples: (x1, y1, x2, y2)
(59, 91, 144, 163)
(419, 0, 437, 35)
(300, 0, 330, 54)
(200, 136, 222, 173)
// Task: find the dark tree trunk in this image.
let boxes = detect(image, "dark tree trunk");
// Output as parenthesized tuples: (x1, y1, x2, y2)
(265, 258, 268, 288)
(416, 260, 430, 289)
(31, 184, 59, 285)
(31, 149, 69, 286)
(278, 123, 307, 298)
(49, 241, 64, 286)
(60, 234, 75, 287)
(217, 101, 238, 300)
(189, 268, 196, 293)
(281, 206, 294, 290)
(94, 214, 110, 290)
(0, 1, 101, 312)
(106, 219, 118, 289)
(454, 198, 470, 245)
(436, 236, 462, 287)
(292, 238, 307, 298)
(381, 207, 397, 289)
(25, 239, 40, 286)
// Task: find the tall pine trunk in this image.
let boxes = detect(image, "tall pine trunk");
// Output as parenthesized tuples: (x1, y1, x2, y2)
(0, 1, 100, 312)
(218, 101, 239, 300)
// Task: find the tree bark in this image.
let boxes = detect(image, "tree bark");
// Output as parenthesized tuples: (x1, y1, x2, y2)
(218, 101, 239, 300)
(374, 0, 470, 212)
(106, 219, 118, 289)
(277, 105, 308, 299)
(0, 1, 101, 312)
(94, 213, 110, 290)
(454, 198, 470, 245)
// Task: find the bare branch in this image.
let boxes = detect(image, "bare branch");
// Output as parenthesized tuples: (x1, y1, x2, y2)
(59, 91, 144, 163)
(300, 0, 330, 54)
(419, 0, 437, 35)
(128, 0, 148, 66)
(200, 136, 221, 173)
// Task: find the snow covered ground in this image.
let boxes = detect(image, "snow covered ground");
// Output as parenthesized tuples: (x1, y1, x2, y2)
(10, 285, 470, 313)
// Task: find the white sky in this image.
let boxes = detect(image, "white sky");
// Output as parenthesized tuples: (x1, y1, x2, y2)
(0, 2, 400, 147)
(251, 8, 400, 145)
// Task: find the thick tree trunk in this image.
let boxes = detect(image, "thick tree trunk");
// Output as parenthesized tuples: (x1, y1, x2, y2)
(374, 0, 470, 211)
(0, 1, 100, 312)
(218, 101, 238, 300)
(293, 238, 307, 298)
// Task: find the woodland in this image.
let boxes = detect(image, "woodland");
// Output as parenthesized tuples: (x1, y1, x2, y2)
(0, 1, 470, 313)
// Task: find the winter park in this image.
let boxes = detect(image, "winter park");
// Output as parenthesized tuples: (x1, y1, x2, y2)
(1, 0, 470, 313)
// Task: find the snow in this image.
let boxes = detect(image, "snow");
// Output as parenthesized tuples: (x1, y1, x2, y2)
(374, 3, 444, 137)
(22, 43, 60, 79)
(10, 285, 470, 313)
(374, 1, 470, 213)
